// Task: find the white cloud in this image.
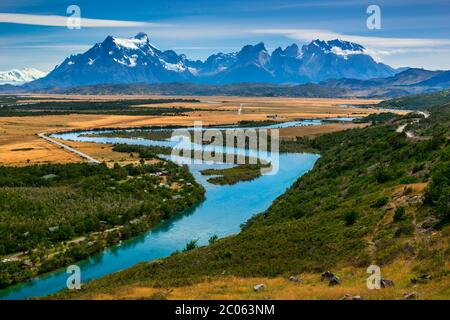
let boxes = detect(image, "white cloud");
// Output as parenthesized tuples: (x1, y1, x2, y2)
(252, 28, 450, 48)
(0, 13, 169, 28)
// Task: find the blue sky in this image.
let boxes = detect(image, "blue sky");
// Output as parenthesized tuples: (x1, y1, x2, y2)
(1, 0, 449, 71)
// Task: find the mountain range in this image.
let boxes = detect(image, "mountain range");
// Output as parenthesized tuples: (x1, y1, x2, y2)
(2, 33, 449, 98)
(28, 33, 398, 88)
(0, 68, 47, 85)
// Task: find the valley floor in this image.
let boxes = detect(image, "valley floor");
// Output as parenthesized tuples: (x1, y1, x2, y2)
(0, 95, 385, 166)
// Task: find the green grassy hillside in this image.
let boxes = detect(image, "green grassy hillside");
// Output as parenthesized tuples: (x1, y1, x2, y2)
(377, 89, 450, 110)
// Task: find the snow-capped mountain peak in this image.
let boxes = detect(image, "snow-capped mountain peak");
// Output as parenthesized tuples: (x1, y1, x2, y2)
(298, 38, 393, 81)
(0, 68, 48, 85)
(307, 39, 366, 56)
(111, 33, 153, 51)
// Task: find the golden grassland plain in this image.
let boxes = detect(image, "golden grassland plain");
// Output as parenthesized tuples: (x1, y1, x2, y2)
(0, 95, 403, 166)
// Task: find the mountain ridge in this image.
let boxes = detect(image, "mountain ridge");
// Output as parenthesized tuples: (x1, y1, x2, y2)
(28, 33, 397, 88)
(320, 68, 450, 98)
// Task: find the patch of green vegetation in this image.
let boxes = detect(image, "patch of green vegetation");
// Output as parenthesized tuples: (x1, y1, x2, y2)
(372, 196, 390, 208)
(0, 96, 19, 105)
(235, 120, 279, 127)
(425, 159, 450, 225)
(112, 144, 172, 158)
(377, 89, 450, 111)
(0, 154, 204, 288)
(46, 82, 347, 97)
(0, 98, 202, 117)
(183, 240, 198, 252)
(353, 112, 399, 124)
(344, 211, 358, 226)
(200, 163, 271, 185)
(88, 130, 174, 141)
(208, 234, 218, 245)
(408, 102, 450, 137)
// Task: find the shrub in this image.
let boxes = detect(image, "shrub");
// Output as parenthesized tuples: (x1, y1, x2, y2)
(183, 239, 198, 252)
(344, 211, 358, 226)
(394, 206, 406, 222)
(372, 196, 389, 208)
(221, 250, 233, 259)
(208, 234, 218, 245)
(375, 167, 392, 183)
(425, 163, 450, 223)
(395, 224, 414, 237)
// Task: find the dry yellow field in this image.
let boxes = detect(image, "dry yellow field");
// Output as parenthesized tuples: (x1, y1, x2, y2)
(0, 95, 404, 166)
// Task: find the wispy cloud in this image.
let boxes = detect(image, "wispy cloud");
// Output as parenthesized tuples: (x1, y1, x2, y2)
(253, 28, 450, 48)
(0, 13, 169, 28)
(0, 44, 92, 51)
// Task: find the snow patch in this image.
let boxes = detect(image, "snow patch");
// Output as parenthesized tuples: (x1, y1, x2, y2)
(113, 54, 138, 67)
(129, 54, 138, 67)
(187, 67, 198, 75)
(330, 46, 365, 59)
(113, 38, 141, 50)
(113, 35, 149, 50)
(161, 60, 186, 72)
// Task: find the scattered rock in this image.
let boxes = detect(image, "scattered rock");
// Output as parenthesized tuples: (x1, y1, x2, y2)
(20, 259, 33, 270)
(386, 203, 395, 210)
(149, 291, 169, 300)
(418, 216, 439, 230)
(408, 195, 424, 205)
(403, 292, 418, 300)
(342, 294, 362, 300)
(41, 174, 58, 180)
(328, 276, 340, 286)
(48, 226, 59, 232)
(289, 276, 303, 283)
(321, 271, 340, 286)
(321, 271, 335, 282)
(411, 274, 432, 284)
(253, 284, 267, 292)
(380, 279, 395, 288)
(403, 243, 415, 255)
